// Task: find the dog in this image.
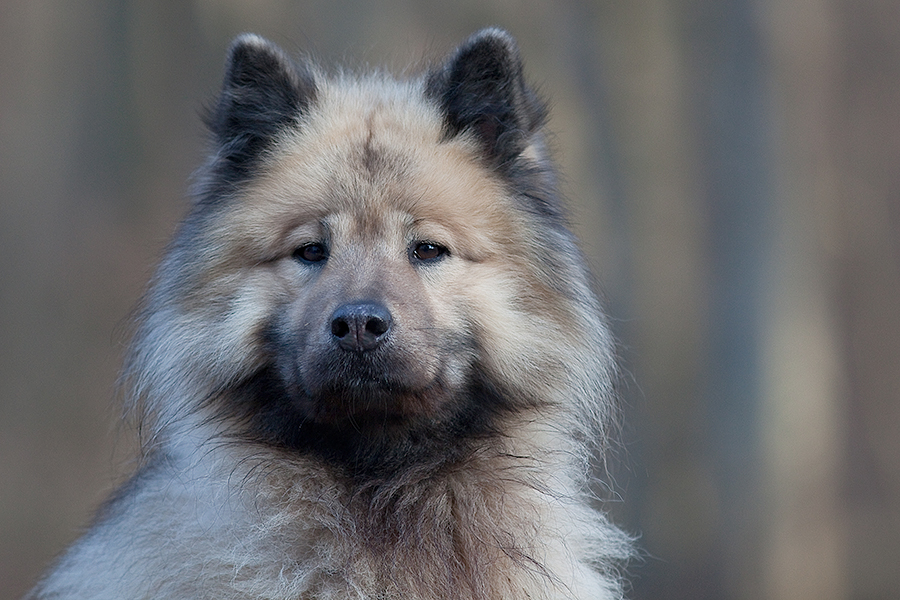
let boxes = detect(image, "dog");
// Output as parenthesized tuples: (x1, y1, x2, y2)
(27, 28, 630, 599)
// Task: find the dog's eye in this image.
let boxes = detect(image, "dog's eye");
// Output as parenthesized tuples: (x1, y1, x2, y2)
(411, 242, 447, 262)
(293, 243, 328, 263)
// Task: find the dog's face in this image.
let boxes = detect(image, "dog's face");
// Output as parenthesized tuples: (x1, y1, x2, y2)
(199, 79, 552, 451)
(242, 88, 521, 429)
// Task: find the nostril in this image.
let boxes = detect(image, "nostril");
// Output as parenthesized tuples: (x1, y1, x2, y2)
(331, 318, 350, 339)
(365, 316, 389, 337)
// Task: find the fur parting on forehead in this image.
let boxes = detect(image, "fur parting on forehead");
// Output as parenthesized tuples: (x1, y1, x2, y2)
(232, 76, 522, 260)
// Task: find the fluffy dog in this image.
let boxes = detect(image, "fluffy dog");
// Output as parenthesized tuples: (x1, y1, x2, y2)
(28, 29, 630, 599)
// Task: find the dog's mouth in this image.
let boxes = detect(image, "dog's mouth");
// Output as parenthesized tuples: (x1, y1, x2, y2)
(288, 331, 464, 427)
(233, 358, 511, 476)
(297, 374, 451, 428)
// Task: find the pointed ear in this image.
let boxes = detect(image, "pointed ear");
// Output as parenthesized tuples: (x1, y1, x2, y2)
(426, 28, 545, 167)
(206, 34, 316, 178)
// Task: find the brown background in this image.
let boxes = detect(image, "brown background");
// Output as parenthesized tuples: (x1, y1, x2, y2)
(2, 1, 898, 599)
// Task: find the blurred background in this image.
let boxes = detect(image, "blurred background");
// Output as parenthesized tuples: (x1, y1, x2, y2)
(2, 1, 898, 598)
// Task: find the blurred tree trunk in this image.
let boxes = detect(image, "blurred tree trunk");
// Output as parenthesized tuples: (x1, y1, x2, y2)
(596, 0, 772, 597)
(830, 1, 900, 598)
(759, 1, 847, 598)
(761, 1, 900, 599)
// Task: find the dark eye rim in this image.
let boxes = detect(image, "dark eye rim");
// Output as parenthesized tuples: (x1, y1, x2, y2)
(292, 242, 329, 263)
(410, 241, 448, 263)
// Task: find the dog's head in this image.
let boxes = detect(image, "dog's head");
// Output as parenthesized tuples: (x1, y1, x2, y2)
(127, 31, 613, 471)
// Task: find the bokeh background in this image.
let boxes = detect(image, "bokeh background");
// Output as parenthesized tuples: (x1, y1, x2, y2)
(2, 1, 899, 598)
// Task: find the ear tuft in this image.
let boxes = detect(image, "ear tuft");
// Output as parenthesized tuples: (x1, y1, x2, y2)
(426, 28, 545, 167)
(206, 34, 316, 181)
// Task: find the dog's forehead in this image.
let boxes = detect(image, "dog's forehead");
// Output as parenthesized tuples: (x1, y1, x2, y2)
(237, 79, 520, 249)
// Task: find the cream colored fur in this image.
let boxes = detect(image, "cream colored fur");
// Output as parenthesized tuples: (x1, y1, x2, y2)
(28, 34, 630, 600)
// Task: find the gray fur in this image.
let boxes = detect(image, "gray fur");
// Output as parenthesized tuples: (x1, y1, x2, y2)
(27, 30, 631, 600)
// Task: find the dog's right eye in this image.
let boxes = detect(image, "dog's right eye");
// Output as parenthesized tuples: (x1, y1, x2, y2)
(293, 243, 328, 263)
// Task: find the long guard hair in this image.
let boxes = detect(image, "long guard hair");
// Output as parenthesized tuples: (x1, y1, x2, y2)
(28, 29, 631, 600)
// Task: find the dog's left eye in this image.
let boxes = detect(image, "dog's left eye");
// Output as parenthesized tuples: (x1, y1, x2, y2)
(411, 242, 447, 262)
(293, 243, 328, 263)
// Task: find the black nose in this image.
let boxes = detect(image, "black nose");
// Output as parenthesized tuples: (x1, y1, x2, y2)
(330, 302, 393, 352)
